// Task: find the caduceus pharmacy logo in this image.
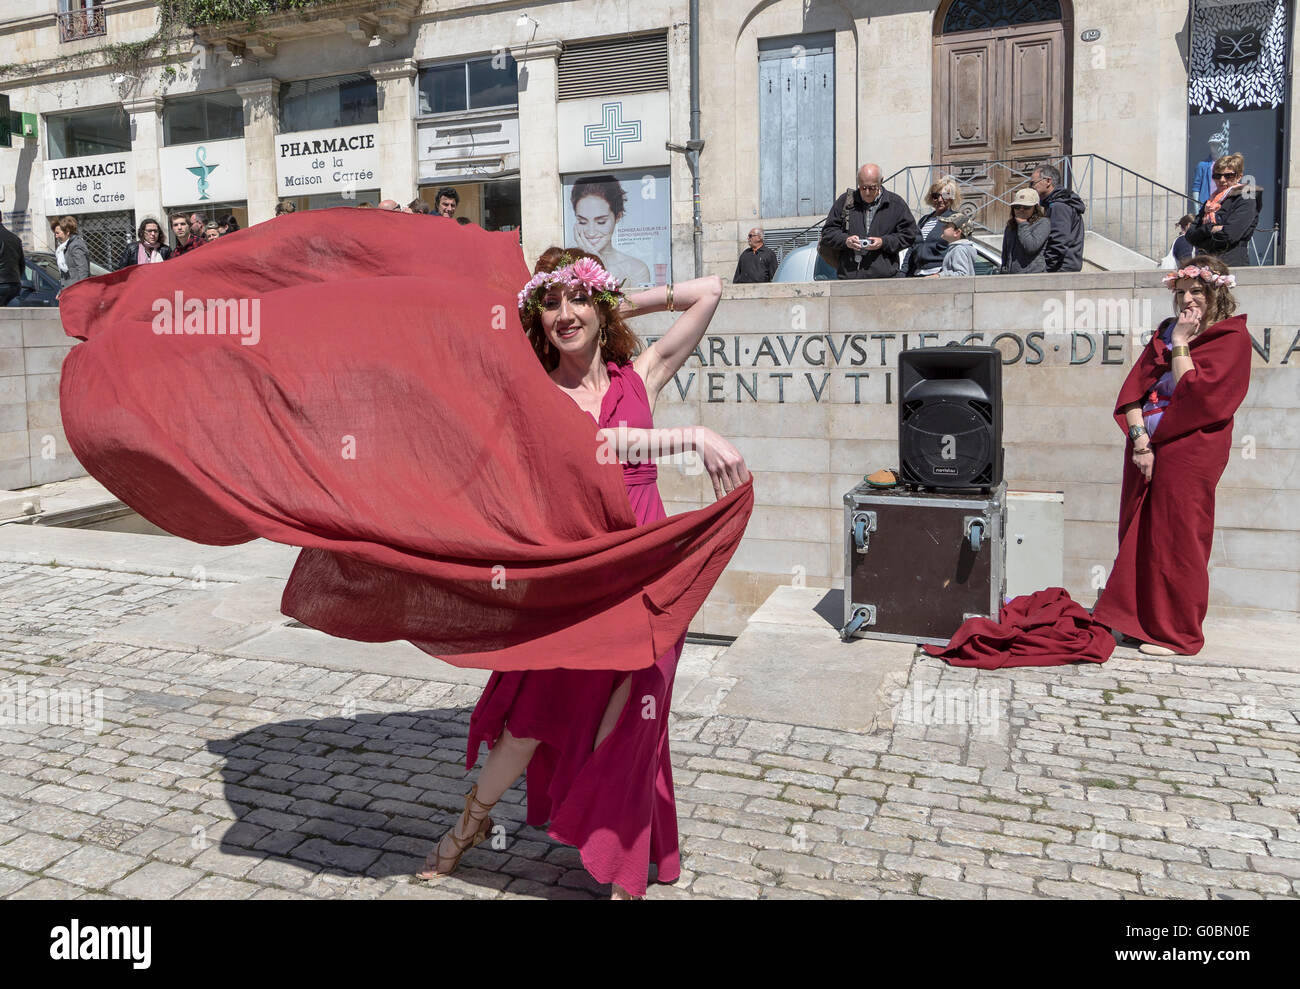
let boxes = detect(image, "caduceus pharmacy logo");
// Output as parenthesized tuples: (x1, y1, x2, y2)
(187, 145, 219, 201)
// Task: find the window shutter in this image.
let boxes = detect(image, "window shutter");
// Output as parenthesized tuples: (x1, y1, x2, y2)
(557, 34, 669, 100)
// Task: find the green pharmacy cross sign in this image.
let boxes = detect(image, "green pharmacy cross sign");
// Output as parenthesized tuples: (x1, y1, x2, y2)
(187, 145, 219, 201)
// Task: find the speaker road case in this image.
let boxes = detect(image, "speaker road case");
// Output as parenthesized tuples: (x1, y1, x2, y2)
(841, 481, 1007, 646)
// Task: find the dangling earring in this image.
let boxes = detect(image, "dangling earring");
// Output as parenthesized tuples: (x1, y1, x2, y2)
(598, 324, 607, 347)
(543, 338, 551, 354)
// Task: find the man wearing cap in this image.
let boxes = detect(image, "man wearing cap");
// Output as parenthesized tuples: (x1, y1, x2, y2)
(999, 188, 1051, 274)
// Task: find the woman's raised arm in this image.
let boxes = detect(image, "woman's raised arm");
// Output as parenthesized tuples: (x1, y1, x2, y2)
(596, 424, 749, 500)
(626, 276, 723, 405)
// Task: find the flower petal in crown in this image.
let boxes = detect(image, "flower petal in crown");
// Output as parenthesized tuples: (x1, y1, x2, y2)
(517, 257, 627, 316)
(1163, 265, 1235, 289)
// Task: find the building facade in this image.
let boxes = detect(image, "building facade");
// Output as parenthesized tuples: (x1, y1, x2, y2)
(0, 0, 1296, 272)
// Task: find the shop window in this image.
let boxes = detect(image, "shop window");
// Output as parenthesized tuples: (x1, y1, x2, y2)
(163, 201, 249, 238)
(418, 55, 519, 115)
(1187, 0, 1288, 264)
(286, 189, 383, 212)
(165, 91, 245, 145)
(418, 180, 521, 231)
(280, 74, 378, 133)
(46, 106, 130, 160)
(483, 180, 522, 231)
(76, 210, 135, 271)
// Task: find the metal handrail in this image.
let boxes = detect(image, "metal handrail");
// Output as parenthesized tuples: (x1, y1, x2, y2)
(1249, 225, 1280, 266)
(883, 154, 1209, 264)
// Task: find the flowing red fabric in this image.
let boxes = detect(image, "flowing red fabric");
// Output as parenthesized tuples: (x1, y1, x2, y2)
(1091, 314, 1252, 654)
(922, 587, 1114, 668)
(57, 208, 753, 671)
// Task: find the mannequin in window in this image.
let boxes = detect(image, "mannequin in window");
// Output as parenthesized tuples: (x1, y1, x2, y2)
(1194, 122, 1230, 207)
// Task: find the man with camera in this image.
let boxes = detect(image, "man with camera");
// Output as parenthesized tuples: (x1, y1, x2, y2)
(818, 163, 918, 279)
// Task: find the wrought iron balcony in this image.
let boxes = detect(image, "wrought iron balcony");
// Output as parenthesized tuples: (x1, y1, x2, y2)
(57, 6, 107, 43)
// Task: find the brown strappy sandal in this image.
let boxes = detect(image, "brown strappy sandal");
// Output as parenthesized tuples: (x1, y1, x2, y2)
(414, 784, 497, 881)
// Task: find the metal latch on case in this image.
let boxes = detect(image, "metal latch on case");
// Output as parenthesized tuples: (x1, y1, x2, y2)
(840, 604, 877, 640)
(852, 511, 877, 553)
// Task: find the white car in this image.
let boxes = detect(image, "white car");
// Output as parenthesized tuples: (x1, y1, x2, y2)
(772, 238, 1004, 282)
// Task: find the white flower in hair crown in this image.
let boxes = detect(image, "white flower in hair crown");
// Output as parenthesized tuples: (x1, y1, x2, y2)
(1163, 265, 1236, 289)
(517, 255, 626, 315)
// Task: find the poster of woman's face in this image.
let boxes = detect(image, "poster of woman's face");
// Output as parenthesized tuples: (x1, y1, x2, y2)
(562, 168, 671, 288)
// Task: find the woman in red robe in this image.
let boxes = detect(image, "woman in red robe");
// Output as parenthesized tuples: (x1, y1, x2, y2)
(415, 247, 749, 898)
(1092, 255, 1253, 656)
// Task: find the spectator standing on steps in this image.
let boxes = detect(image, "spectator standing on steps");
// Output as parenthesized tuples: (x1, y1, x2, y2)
(905, 177, 962, 277)
(999, 189, 1051, 274)
(733, 228, 778, 283)
(1185, 153, 1260, 267)
(818, 162, 918, 279)
(1030, 163, 1086, 272)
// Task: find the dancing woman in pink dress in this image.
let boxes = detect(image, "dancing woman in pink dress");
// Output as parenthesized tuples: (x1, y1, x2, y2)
(415, 247, 750, 898)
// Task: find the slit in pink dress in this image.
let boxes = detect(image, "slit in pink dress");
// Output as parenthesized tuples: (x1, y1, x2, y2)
(465, 360, 686, 896)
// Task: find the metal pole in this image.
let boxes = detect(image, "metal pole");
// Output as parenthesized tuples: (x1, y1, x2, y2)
(689, 0, 703, 277)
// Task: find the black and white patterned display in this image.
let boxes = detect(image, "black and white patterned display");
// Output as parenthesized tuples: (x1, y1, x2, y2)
(1188, 0, 1288, 113)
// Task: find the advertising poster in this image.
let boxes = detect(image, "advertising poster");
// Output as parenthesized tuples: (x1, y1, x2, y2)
(561, 167, 670, 288)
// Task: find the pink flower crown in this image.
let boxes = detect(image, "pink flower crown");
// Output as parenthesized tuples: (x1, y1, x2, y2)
(517, 254, 626, 315)
(1163, 265, 1237, 289)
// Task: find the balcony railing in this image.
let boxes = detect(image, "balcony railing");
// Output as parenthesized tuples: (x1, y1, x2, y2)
(58, 7, 107, 42)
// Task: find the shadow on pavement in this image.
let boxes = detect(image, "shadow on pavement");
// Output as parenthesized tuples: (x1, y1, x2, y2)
(206, 709, 630, 900)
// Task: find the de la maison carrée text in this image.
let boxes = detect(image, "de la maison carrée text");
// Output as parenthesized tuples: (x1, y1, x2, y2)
(641, 328, 1295, 405)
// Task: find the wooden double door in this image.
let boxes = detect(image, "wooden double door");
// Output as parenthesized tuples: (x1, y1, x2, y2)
(933, 17, 1069, 231)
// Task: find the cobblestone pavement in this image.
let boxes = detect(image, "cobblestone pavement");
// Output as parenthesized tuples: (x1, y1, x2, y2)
(1, 560, 1298, 900)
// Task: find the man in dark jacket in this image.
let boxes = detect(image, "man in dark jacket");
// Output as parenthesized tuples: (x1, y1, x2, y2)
(819, 163, 918, 279)
(734, 228, 778, 283)
(0, 215, 23, 307)
(1030, 164, 1086, 272)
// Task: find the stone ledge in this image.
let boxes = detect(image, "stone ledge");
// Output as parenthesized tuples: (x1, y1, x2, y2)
(720, 265, 1300, 301)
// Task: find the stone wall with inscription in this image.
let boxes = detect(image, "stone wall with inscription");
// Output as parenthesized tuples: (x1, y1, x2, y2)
(633, 269, 1300, 637)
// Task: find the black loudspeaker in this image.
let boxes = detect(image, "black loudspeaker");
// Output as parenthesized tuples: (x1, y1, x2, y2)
(898, 345, 1003, 490)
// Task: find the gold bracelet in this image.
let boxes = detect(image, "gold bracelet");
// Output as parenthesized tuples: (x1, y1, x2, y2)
(1171, 345, 1191, 358)
(666, 283, 675, 312)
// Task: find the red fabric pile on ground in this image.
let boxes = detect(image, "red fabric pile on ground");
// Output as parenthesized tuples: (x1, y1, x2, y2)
(922, 587, 1115, 669)
(57, 208, 753, 672)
